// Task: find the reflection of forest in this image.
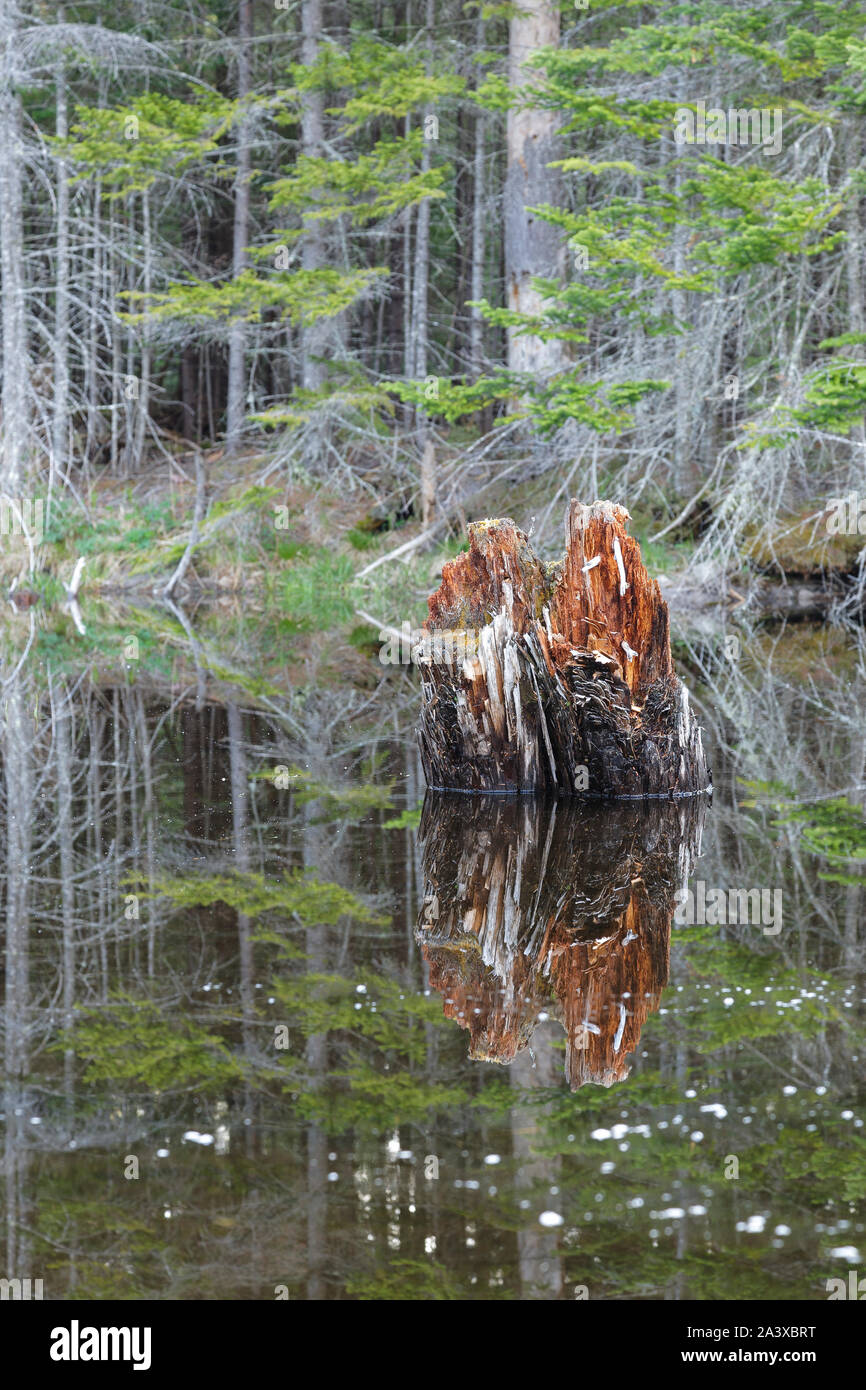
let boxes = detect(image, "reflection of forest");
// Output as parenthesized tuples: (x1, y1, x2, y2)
(418, 793, 707, 1088)
(0, 621, 865, 1299)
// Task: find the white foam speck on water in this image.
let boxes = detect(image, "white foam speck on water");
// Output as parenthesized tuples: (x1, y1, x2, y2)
(538, 1211, 564, 1228)
(736, 1215, 766, 1233)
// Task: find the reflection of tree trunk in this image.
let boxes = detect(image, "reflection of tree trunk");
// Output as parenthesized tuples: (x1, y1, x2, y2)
(88, 705, 109, 1001)
(511, 1023, 563, 1299)
(3, 673, 34, 1287)
(3, 1097, 30, 1292)
(4, 673, 33, 1080)
(666, 1042, 689, 1300)
(844, 733, 866, 973)
(418, 793, 702, 1087)
(303, 799, 328, 1300)
(54, 679, 77, 1107)
(134, 693, 155, 976)
(227, 702, 256, 1153)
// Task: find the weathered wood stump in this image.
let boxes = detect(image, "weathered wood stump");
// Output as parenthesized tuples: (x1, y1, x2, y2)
(417, 790, 707, 1088)
(415, 500, 710, 797)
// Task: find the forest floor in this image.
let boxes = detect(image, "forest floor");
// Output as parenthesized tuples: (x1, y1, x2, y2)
(3, 445, 863, 696)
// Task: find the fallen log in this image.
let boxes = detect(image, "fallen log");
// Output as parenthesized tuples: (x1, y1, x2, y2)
(417, 791, 707, 1088)
(415, 500, 711, 797)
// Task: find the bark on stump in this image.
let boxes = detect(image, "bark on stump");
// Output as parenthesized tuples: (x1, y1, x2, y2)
(417, 790, 707, 1088)
(415, 500, 710, 797)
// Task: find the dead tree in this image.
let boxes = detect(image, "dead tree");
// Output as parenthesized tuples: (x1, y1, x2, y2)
(416, 500, 711, 797)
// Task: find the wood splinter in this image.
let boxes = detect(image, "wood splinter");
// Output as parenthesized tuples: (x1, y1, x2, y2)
(415, 499, 712, 798)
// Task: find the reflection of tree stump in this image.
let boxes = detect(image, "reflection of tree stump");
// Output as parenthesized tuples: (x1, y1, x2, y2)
(416, 501, 710, 796)
(416, 791, 707, 1088)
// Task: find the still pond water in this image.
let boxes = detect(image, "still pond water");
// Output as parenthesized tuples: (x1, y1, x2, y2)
(1, 615, 864, 1299)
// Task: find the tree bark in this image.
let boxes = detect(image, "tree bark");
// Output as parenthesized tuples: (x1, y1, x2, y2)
(300, 0, 328, 393)
(0, 0, 27, 495)
(469, 6, 486, 380)
(504, 0, 564, 378)
(52, 6, 71, 490)
(226, 0, 253, 453)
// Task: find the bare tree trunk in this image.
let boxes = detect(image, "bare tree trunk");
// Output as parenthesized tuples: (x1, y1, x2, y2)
(226, 0, 253, 453)
(504, 0, 563, 378)
(300, 0, 327, 393)
(469, 6, 486, 380)
(398, 0, 415, 431)
(412, 0, 435, 511)
(0, 0, 28, 494)
(86, 159, 103, 474)
(420, 435, 436, 528)
(846, 119, 865, 454)
(52, 6, 70, 493)
(411, 0, 435, 392)
(131, 191, 152, 469)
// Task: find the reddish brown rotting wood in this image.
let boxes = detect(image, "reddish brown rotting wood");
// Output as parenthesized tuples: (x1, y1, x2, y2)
(417, 792, 706, 1089)
(415, 500, 711, 797)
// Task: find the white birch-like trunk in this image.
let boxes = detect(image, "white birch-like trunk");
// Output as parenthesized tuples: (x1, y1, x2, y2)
(300, 0, 329, 394)
(131, 190, 152, 469)
(504, 0, 563, 378)
(0, 0, 28, 495)
(846, 119, 865, 455)
(52, 6, 70, 490)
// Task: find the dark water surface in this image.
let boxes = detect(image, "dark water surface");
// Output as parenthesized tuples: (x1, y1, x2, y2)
(1, 619, 864, 1299)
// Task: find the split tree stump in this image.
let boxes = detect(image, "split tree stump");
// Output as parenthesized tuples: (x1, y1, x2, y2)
(415, 500, 710, 797)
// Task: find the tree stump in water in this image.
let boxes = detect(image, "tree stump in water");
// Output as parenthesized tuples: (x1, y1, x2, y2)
(415, 500, 710, 797)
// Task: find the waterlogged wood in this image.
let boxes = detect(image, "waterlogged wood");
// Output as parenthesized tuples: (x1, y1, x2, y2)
(417, 791, 707, 1089)
(416, 500, 711, 797)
